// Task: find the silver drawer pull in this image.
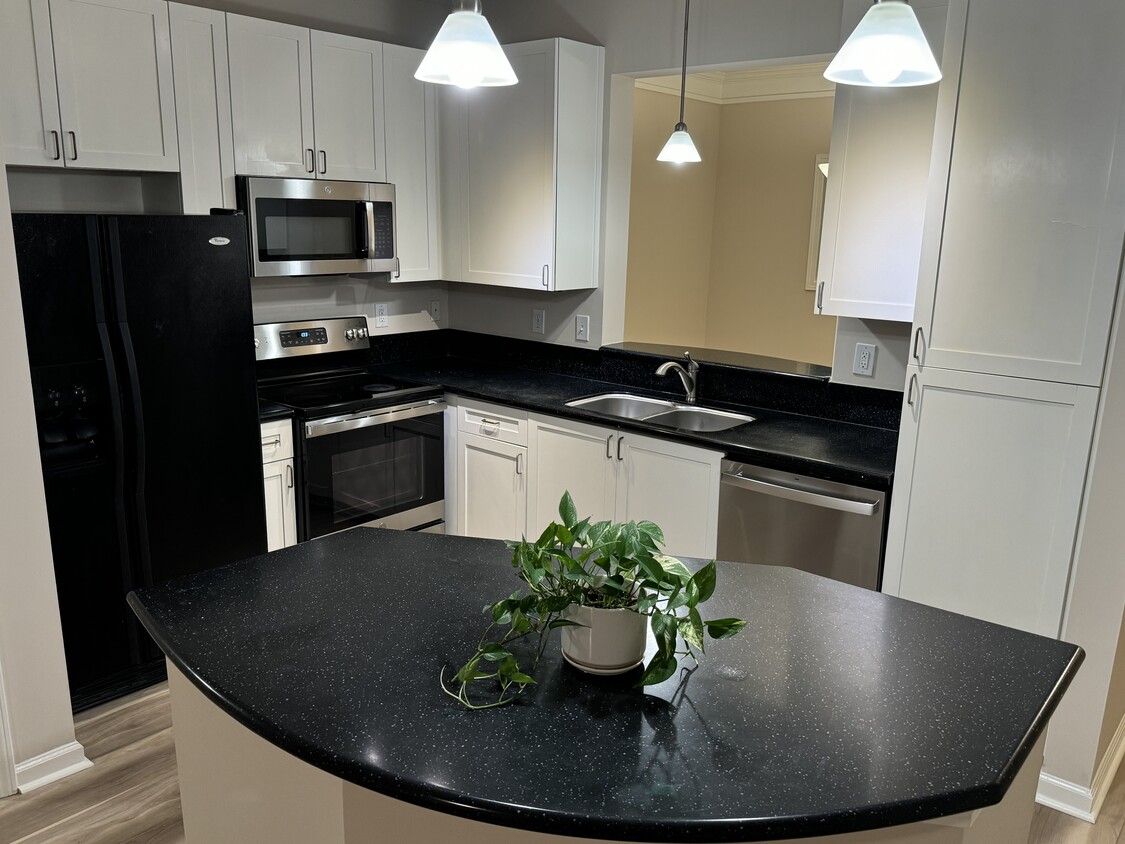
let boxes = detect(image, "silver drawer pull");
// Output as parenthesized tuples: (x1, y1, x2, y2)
(261, 436, 282, 448)
(479, 418, 500, 435)
(286, 463, 293, 489)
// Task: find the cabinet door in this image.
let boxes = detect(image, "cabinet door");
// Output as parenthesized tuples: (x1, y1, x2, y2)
(615, 433, 721, 560)
(883, 366, 1097, 637)
(526, 414, 617, 536)
(227, 14, 314, 178)
(310, 30, 385, 183)
(383, 44, 441, 282)
(911, 0, 1125, 385)
(262, 458, 297, 552)
(457, 433, 527, 541)
(169, 3, 236, 213)
(49, 0, 179, 171)
(815, 1, 946, 322)
(460, 42, 556, 289)
(0, 0, 64, 167)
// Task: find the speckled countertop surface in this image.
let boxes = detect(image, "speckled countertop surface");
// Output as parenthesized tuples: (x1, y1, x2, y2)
(372, 358, 898, 489)
(129, 528, 1082, 842)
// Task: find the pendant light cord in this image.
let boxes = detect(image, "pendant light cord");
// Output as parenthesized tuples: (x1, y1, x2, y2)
(678, 0, 690, 124)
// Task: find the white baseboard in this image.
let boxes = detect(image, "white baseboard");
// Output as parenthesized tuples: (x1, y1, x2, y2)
(1037, 711, 1125, 823)
(15, 741, 92, 793)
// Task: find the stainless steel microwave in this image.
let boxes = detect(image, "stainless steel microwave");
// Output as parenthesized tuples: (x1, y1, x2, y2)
(236, 176, 399, 277)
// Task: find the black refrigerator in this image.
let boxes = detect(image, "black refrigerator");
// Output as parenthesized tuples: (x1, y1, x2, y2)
(13, 213, 267, 711)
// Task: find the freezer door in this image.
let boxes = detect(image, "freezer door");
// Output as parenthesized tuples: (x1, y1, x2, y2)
(105, 214, 267, 585)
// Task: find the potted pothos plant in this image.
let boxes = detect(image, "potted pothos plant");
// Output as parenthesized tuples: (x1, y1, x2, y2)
(441, 492, 747, 709)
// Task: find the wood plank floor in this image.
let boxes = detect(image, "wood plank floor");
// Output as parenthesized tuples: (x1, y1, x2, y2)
(0, 682, 1121, 843)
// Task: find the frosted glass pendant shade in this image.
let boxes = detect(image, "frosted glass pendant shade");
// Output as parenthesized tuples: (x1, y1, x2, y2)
(414, 8, 517, 89)
(824, 0, 941, 87)
(657, 123, 701, 163)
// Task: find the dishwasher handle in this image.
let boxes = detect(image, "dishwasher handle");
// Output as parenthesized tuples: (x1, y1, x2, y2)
(720, 470, 880, 516)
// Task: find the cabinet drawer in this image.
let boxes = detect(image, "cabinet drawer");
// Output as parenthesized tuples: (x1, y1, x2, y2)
(260, 418, 294, 463)
(457, 400, 527, 446)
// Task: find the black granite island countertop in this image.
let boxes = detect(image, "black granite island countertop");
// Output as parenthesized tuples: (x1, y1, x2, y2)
(128, 529, 1082, 843)
(370, 358, 899, 489)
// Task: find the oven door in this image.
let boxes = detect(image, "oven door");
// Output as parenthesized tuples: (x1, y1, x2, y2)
(302, 400, 445, 540)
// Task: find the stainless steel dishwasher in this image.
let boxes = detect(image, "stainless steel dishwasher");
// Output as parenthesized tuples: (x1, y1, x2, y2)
(717, 460, 887, 590)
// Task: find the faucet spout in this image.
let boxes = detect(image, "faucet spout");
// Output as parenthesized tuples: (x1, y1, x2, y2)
(656, 351, 699, 404)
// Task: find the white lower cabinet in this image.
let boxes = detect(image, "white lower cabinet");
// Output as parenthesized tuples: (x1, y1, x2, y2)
(260, 419, 297, 552)
(527, 414, 617, 530)
(882, 366, 1098, 637)
(457, 433, 527, 541)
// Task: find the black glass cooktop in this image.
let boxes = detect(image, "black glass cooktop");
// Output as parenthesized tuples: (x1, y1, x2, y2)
(258, 372, 442, 418)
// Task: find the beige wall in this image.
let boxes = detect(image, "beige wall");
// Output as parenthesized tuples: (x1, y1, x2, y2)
(624, 88, 837, 364)
(623, 89, 721, 347)
(1097, 603, 1125, 764)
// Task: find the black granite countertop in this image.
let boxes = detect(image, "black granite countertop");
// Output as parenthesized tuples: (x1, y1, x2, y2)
(257, 399, 294, 422)
(129, 528, 1082, 843)
(373, 358, 898, 488)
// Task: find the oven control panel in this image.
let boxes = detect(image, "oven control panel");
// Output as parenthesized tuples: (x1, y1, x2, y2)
(253, 316, 370, 361)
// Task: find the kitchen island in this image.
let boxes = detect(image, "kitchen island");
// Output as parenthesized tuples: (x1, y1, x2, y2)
(128, 528, 1081, 843)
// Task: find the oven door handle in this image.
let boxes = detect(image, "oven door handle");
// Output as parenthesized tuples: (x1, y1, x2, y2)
(305, 399, 447, 439)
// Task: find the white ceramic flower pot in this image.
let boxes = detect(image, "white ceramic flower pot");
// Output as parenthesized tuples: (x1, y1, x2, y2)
(560, 605, 648, 674)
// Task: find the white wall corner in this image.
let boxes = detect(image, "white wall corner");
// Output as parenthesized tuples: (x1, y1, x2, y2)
(0, 658, 16, 798)
(15, 740, 92, 793)
(1043, 712, 1125, 823)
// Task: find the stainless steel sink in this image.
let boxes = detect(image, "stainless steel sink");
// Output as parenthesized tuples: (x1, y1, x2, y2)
(565, 393, 675, 419)
(644, 407, 755, 433)
(565, 393, 754, 432)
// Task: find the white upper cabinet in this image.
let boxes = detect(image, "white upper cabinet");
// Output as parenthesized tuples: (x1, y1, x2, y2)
(1, 0, 178, 172)
(310, 31, 385, 182)
(169, 3, 236, 213)
(227, 14, 315, 178)
(383, 44, 441, 282)
(0, 0, 63, 167)
(815, 0, 947, 322)
(227, 16, 386, 181)
(440, 38, 604, 291)
(911, 0, 1125, 385)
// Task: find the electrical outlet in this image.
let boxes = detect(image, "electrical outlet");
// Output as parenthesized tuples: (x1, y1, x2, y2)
(853, 342, 876, 376)
(430, 300, 441, 323)
(575, 314, 590, 342)
(374, 303, 389, 328)
(532, 308, 546, 335)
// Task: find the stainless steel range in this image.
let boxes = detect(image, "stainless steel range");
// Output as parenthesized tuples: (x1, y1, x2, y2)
(256, 317, 445, 541)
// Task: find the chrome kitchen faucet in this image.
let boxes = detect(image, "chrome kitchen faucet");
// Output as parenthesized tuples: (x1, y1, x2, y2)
(656, 352, 699, 404)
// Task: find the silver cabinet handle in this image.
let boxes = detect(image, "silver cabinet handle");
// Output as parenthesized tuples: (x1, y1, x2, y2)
(912, 326, 924, 362)
(720, 471, 879, 516)
(479, 418, 500, 435)
(261, 435, 282, 449)
(606, 434, 613, 460)
(318, 149, 327, 174)
(286, 463, 294, 489)
(305, 148, 315, 173)
(816, 281, 825, 311)
(907, 373, 919, 408)
(49, 130, 60, 161)
(515, 452, 524, 475)
(542, 265, 550, 288)
(68, 131, 78, 161)
(616, 435, 624, 461)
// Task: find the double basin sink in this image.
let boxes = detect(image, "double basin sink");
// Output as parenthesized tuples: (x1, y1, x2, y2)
(565, 393, 754, 433)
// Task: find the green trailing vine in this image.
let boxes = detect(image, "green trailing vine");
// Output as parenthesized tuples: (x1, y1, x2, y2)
(441, 492, 747, 709)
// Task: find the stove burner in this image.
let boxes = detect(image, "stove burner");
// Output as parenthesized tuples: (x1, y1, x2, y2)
(363, 384, 397, 394)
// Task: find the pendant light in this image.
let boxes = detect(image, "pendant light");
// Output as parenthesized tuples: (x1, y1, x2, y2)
(415, 0, 517, 89)
(824, 0, 941, 88)
(657, 0, 701, 164)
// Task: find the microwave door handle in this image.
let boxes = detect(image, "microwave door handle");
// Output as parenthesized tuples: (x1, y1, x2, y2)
(355, 202, 372, 258)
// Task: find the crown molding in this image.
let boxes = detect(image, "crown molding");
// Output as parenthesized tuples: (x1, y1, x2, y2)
(635, 63, 834, 105)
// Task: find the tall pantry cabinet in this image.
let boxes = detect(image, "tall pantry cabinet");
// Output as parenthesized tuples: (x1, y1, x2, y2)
(882, 0, 1125, 638)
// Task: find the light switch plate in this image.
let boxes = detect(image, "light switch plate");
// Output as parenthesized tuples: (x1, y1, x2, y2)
(575, 314, 590, 342)
(430, 300, 441, 323)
